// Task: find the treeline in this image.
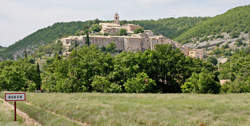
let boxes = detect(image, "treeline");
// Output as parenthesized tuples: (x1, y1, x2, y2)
(0, 44, 223, 93)
(176, 5, 250, 43)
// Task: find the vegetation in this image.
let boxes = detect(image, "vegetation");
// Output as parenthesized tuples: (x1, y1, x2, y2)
(0, 44, 220, 93)
(129, 17, 208, 39)
(90, 24, 102, 33)
(133, 28, 144, 34)
(0, 17, 208, 59)
(219, 48, 250, 93)
(0, 58, 41, 91)
(0, 100, 24, 126)
(0, 46, 6, 52)
(119, 29, 128, 36)
(181, 71, 221, 94)
(176, 5, 250, 43)
(0, 21, 96, 59)
(2, 93, 250, 126)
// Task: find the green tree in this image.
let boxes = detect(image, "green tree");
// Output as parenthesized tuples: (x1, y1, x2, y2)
(207, 57, 218, 65)
(90, 24, 102, 33)
(181, 71, 221, 94)
(119, 29, 128, 36)
(85, 29, 90, 46)
(134, 28, 144, 34)
(106, 42, 116, 53)
(124, 72, 156, 93)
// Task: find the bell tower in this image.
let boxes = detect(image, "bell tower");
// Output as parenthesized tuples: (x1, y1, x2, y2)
(114, 13, 120, 24)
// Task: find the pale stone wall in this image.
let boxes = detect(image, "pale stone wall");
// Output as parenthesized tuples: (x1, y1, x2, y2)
(61, 34, 205, 59)
(61, 35, 177, 55)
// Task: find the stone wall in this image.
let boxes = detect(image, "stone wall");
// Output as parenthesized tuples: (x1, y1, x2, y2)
(61, 35, 205, 59)
(61, 35, 177, 55)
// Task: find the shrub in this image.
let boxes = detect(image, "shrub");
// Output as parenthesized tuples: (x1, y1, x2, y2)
(221, 79, 250, 93)
(108, 83, 122, 93)
(134, 28, 144, 34)
(124, 72, 156, 93)
(181, 72, 221, 94)
(119, 29, 128, 36)
(90, 24, 102, 33)
(91, 76, 111, 93)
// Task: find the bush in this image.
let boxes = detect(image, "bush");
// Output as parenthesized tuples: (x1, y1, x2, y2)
(134, 28, 144, 34)
(91, 76, 111, 93)
(108, 83, 122, 93)
(124, 72, 156, 93)
(181, 72, 221, 94)
(207, 57, 218, 65)
(90, 24, 102, 33)
(221, 79, 250, 93)
(119, 29, 128, 36)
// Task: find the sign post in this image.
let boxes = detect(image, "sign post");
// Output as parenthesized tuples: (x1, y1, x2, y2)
(4, 93, 26, 121)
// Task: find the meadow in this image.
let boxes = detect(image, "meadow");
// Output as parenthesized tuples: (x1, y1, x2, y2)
(1, 93, 250, 126)
(0, 99, 24, 126)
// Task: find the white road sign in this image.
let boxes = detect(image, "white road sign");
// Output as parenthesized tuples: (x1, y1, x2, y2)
(5, 93, 26, 101)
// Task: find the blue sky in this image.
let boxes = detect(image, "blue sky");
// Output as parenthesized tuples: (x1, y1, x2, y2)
(0, 0, 250, 47)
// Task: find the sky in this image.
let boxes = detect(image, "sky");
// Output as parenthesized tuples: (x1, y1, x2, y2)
(0, 0, 250, 47)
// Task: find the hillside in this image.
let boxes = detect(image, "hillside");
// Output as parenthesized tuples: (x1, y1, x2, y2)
(0, 46, 5, 52)
(0, 21, 97, 59)
(0, 17, 206, 59)
(176, 5, 250, 43)
(128, 17, 208, 39)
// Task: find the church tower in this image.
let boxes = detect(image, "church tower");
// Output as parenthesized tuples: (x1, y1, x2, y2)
(114, 13, 120, 24)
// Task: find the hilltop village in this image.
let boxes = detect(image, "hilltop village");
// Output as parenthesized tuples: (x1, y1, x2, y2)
(61, 13, 204, 59)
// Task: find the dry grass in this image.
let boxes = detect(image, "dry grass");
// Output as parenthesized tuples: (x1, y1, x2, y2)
(1, 93, 250, 126)
(0, 100, 25, 126)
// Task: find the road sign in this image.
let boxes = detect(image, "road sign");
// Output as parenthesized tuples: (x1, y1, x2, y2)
(5, 93, 26, 121)
(5, 93, 26, 101)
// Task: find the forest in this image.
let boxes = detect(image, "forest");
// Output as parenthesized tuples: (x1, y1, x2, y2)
(0, 44, 249, 93)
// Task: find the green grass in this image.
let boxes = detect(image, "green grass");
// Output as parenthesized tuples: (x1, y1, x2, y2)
(1, 93, 250, 126)
(0, 100, 24, 126)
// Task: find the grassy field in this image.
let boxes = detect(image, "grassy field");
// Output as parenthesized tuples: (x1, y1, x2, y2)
(0, 100, 24, 126)
(1, 93, 250, 126)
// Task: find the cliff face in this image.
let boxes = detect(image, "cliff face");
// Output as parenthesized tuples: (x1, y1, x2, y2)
(61, 34, 178, 55)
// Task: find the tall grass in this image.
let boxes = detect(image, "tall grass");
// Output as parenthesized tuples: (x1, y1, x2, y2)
(0, 100, 24, 126)
(1, 93, 250, 126)
(22, 93, 250, 126)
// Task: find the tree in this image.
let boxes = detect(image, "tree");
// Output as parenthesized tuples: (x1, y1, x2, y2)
(207, 57, 218, 65)
(36, 62, 42, 90)
(119, 29, 128, 36)
(85, 29, 90, 46)
(124, 72, 156, 93)
(90, 24, 102, 33)
(181, 71, 221, 94)
(106, 42, 116, 53)
(134, 28, 144, 34)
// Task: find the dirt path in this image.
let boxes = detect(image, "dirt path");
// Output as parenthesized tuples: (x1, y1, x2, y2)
(25, 101, 90, 126)
(0, 98, 42, 126)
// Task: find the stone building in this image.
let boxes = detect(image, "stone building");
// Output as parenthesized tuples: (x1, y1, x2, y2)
(187, 49, 204, 59)
(61, 13, 205, 59)
(61, 33, 176, 55)
(100, 13, 142, 35)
